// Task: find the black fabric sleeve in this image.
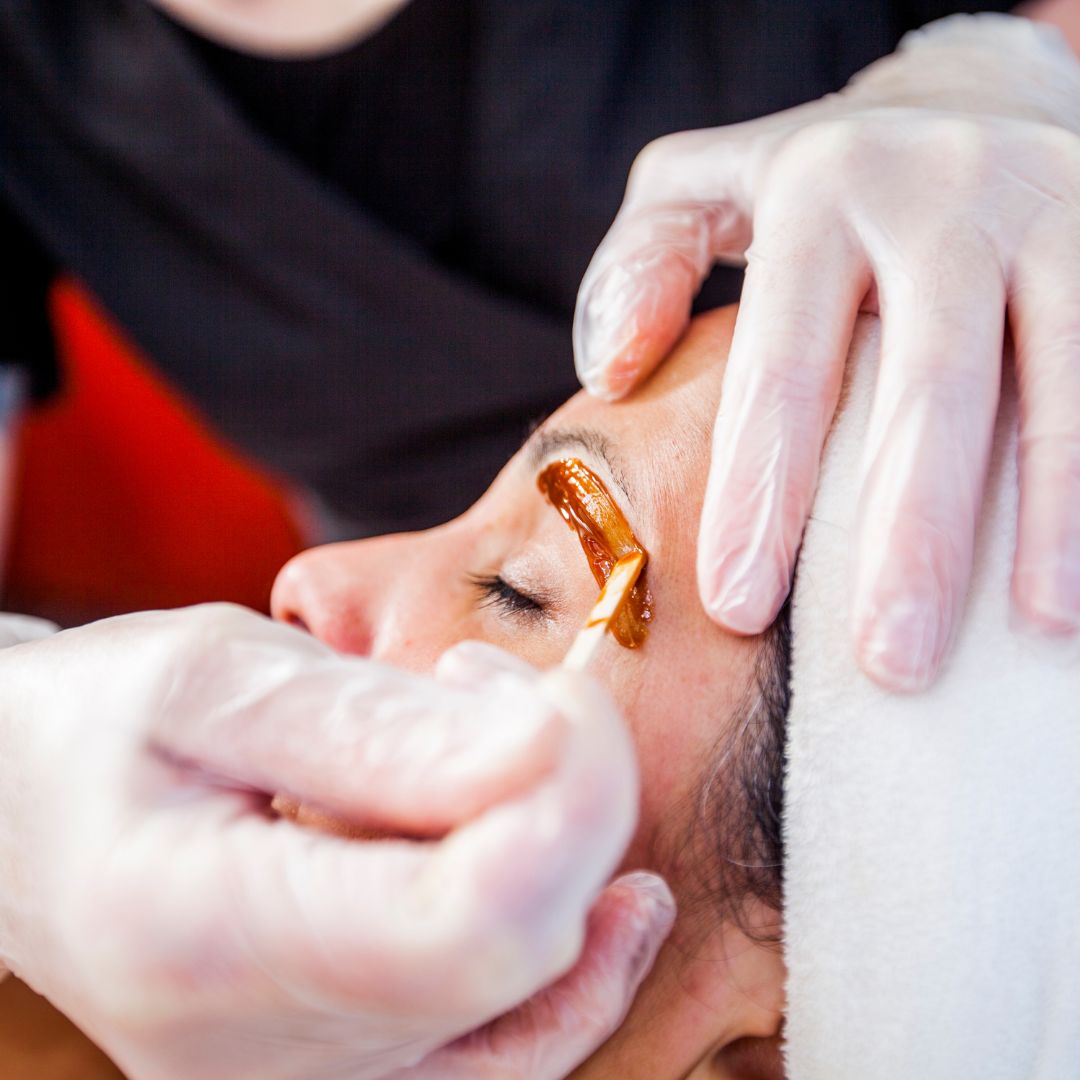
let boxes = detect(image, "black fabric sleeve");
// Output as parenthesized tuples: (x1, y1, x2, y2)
(898, 0, 1017, 29)
(0, 0, 577, 533)
(0, 197, 58, 400)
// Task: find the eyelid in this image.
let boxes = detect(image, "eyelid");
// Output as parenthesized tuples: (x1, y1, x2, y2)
(468, 573, 553, 622)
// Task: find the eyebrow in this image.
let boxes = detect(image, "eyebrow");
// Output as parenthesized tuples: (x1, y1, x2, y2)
(523, 425, 638, 509)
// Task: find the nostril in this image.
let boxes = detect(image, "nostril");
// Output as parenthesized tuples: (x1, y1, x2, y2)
(270, 556, 314, 625)
(270, 550, 375, 655)
(276, 589, 373, 656)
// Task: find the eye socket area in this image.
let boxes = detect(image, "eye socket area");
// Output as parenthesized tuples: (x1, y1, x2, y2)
(460, 522, 593, 655)
(468, 572, 551, 621)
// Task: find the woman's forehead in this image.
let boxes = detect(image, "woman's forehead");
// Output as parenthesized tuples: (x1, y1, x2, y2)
(550, 307, 732, 461)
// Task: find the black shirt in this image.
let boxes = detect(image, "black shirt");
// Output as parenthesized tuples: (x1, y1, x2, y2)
(0, 0, 1013, 533)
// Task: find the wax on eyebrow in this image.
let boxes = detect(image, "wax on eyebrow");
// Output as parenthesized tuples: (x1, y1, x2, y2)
(536, 457, 653, 648)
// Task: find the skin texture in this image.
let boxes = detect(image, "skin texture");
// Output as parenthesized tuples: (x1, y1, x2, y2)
(273, 307, 787, 1078)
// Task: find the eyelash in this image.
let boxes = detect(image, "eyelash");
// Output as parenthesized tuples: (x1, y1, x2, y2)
(470, 574, 549, 621)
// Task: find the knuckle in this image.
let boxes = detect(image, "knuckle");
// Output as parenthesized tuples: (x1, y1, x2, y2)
(170, 602, 253, 656)
(774, 116, 917, 184)
(764, 121, 851, 203)
(780, 116, 996, 198)
(776, 117, 855, 172)
(629, 131, 687, 181)
(625, 128, 712, 199)
(1031, 122, 1080, 179)
(923, 117, 994, 182)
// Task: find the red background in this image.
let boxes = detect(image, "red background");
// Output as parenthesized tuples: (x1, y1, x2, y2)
(2, 281, 305, 623)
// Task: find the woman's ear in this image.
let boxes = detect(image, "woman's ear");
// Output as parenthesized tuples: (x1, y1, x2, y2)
(685, 911, 786, 1079)
(569, 904, 786, 1078)
(706, 1029, 786, 1079)
(702, 909, 787, 1039)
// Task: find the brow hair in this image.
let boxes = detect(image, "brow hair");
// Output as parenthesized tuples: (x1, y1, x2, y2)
(522, 424, 638, 509)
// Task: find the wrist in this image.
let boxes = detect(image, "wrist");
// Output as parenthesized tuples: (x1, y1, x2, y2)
(847, 12, 1080, 132)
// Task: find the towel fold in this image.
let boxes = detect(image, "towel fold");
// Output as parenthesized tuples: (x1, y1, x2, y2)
(784, 318, 1080, 1079)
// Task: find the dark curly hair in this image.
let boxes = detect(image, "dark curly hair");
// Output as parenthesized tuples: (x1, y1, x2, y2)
(680, 597, 792, 941)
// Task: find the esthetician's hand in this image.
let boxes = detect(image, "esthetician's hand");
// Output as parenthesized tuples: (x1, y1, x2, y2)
(0, 615, 59, 982)
(575, 13, 1080, 690)
(0, 605, 672, 1080)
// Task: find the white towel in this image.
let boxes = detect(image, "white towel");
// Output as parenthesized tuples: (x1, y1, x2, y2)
(783, 318, 1080, 1079)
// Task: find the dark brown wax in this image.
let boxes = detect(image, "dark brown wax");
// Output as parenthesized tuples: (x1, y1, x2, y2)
(537, 457, 653, 648)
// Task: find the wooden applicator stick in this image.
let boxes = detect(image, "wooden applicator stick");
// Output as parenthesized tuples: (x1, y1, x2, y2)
(561, 551, 646, 672)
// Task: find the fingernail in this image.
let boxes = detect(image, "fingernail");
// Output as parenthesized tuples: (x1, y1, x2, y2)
(574, 267, 640, 396)
(703, 581, 785, 634)
(617, 872, 676, 983)
(1010, 600, 1080, 637)
(700, 552, 789, 634)
(858, 598, 948, 692)
(435, 640, 540, 686)
(620, 869, 675, 910)
(577, 333, 641, 402)
(1012, 561, 1080, 637)
(588, 352, 646, 402)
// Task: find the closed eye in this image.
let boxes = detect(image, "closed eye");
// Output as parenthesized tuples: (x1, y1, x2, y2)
(469, 574, 550, 622)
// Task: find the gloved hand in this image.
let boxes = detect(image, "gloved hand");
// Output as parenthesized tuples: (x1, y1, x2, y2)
(0, 611, 57, 649)
(0, 611, 58, 982)
(575, 13, 1080, 690)
(0, 604, 673, 1079)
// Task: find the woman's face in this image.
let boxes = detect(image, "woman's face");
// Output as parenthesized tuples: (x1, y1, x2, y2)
(272, 307, 786, 1078)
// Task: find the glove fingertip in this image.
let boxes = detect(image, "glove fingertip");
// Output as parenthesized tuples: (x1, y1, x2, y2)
(575, 267, 695, 399)
(696, 528, 788, 635)
(1011, 558, 1080, 637)
(853, 596, 950, 692)
(434, 640, 541, 686)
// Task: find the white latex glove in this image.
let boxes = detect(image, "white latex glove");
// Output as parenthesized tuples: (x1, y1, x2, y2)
(0, 604, 673, 1080)
(0, 616, 59, 982)
(575, 13, 1080, 690)
(0, 611, 57, 648)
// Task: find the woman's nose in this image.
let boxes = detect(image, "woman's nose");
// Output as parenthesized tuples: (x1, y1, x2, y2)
(271, 543, 377, 655)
